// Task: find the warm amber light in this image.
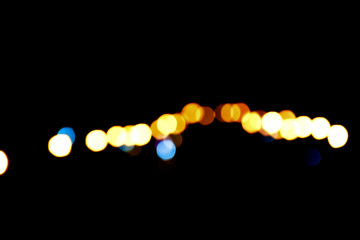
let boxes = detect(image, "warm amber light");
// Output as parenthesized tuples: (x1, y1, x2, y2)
(107, 126, 127, 147)
(235, 103, 250, 123)
(0, 150, 9, 175)
(328, 125, 348, 148)
(129, 123, 152, 146)
(48, 134, 73, 157)
(181, 103, 204, 124)
(312, 117, 330, 140)
(221, 103, 233, 123)
(295, 116, 313, 138)
(280, 110, 296, 120)
(199, 106, 215, 125)
(262, 112, 282, 134)
(151, 120, 167, 140)
(242, 112, 262, 134)
(157, 114, 177, 135)
(86, 130, 108, 152)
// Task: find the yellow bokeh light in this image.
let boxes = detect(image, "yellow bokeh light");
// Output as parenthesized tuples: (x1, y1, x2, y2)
(129, 123, 152, 146)
(0, 150, 9, 175)
(151, 120, 167, 140)
(48, 134, 73, 157)
(107, 126, 127, 147)
(181, 103, 204, 124)
(312, 117, 330, 140)
(123, 125, 135, 146)
(328, 125, 348, 148)
(280, 119, 299, 141)
(86, 130, 108, 152)
(157, 114, 177, 135)
(295, 116, 313, 138)
(242, 112, 262, 134)
(262, 111, 282, 134)
(173, 113, 187, 134)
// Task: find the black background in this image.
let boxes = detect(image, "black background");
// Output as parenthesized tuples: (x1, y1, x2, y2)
(0, 5, 357, 222)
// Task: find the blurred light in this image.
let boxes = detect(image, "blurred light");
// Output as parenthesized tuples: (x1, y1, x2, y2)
(328, 125, 348, 148)
(279, 110, 296, 120)
(157, 114, 177, 136)
(48, 134, 73, 157)
(280, 119, 299, 141)
(168, 134, 183, 147)
(305, 149, 321, 166)
(86, 130, 108, 152)
(221, 103, 233, 122)
(129, 123, 152, 146)
(123, 125, 136, 146)
(312, 117, 330, 140)
(151, 120, 167, 140)
(107, 126, 127, 147)
(215, 104, 225, 122)
(58, 127, 75, 144)
(242, 112, 262, 134)
(199, 106, 215, 125)
(262, 112, 282, 134)
(0, 150, 9, 175)
(295, 116, 313, 138)
(181, 103, 204, 124)
(156, 139, 176, 161)
(173, 113, 187, 134)
(236, 103, 250, 123)
(120, 145, 135, 152)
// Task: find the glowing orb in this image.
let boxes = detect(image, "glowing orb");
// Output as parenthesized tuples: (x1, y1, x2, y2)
(0, 150, 9, 175)
(86, 130, 108, 152)
(58, 127, 75, 144)
(156, 139, 176, 161)
(48, 134, 73, 157)
(262, 111, 282, 134)
(328, 125, 348, 148)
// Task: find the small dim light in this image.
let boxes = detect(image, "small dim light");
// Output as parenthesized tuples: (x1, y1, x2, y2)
(199, 106, 215, 125)
(48, 134, 73, 157)
(0, 150, 9, 175)
(86, 130, 108, 152)
(328, 125, 348, 148)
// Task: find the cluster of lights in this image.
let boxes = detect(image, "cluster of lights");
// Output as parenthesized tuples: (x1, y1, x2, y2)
(0, 102, 350, 176)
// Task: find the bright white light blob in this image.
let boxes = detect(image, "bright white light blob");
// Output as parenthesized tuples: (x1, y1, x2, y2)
(328, 125, 348, 148)
(262, 112, 282, 134)
(0, 150, 9, 175)
(156, 139, 176, 161)
(48, 134, 73, 157)
(86, 130, 108, 152)
(312, 117, 330, 140)
(58, 127, 76, 144)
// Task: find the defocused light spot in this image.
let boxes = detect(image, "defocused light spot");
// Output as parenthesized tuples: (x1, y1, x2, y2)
(242, 112, 262, 134)
(181, 103, 204, 124)
(0, 150, 9, 175)
(107, 126, 127, 147)
(328, 125, 348, 148)
(262, 111, 282, 134)
(221, 103, 233, 122)
(86, 130, 108, 152)
(120, 145, 135, 152)
(199, 106, 215, 125)
(157, 114, 177, 135)
(129, 123, 152, 146)
(280, 110, 296, 120)
(305, 149, 321, 166)
(156, 139, 176, 161)
(312, 117, 330, 140)
(236, 103, 250, 123)
(48, 134, 73, 157)
(168, 134, 183, 147)
(58, 127, 75, 144)
(215, 104, 225, 122)
(151, 120, 167, 140)
(123, 125, 135, 146)
(296, 116, 313, 138)
(280, 119, 299, 141)
(173, 113, 187, 134)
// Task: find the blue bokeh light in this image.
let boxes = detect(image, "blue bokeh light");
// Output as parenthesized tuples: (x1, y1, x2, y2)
(58, 127, 76, 144)
(305, 149, 321, 167)
(156, 139, 176, 161)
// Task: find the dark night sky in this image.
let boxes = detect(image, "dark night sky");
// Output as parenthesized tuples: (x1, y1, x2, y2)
(0, 7, 357, 208)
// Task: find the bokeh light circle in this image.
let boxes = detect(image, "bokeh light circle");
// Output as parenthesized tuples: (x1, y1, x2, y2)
(48, 134, 73, 157)
(58, 127, 75, 144)
(328, 125, 348, 148)
(86, 130, 108, 152)
(312, 117, 330, 140)
(156, 139, 176, 161)
(305, 149, 321, 167)
(0, 150, 9, 175)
